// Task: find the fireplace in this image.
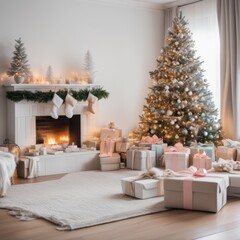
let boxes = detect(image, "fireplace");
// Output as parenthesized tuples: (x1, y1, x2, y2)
(36, 115, 81, 147)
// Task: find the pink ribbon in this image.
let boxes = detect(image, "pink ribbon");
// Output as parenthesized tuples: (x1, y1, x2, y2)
(99, 138, 115, 157)
(178, 167, 207, 177)
(183, 179, 193, 209)
(164, 143, 189, 153)
(182, 168, 207, 209)
(141, 135, 163, 144)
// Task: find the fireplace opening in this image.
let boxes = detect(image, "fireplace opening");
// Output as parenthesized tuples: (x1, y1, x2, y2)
(36, 115, 81, 147)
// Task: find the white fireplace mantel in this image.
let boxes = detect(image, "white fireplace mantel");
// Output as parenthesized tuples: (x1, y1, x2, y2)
(5, 84, 99, 148)
(4, 83, 101, 92)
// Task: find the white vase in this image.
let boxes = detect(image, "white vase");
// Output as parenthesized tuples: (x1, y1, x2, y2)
(14, 75, 25, 84)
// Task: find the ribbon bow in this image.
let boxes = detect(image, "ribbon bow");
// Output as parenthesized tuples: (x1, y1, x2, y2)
(164, 166, 207, 177)
(194, 152, 210, 160)
(141, 135, 163, 144)
(222, 139, 240, 148)
(164, 142, 189, 153)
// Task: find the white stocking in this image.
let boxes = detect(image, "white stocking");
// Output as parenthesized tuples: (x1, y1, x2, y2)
(87, 93, 98, 114)
(65, 93, 78, 118)
(50, 93, 63, 119)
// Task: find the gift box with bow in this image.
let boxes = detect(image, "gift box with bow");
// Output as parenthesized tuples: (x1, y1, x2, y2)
(163, 143, 190, 172)
(193, 152, 212, 170)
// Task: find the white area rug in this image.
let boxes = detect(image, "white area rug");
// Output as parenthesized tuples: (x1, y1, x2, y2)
(0, 170, 166, 230)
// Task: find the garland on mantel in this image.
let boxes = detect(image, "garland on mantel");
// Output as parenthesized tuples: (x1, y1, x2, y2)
(6, 87, 109, 103)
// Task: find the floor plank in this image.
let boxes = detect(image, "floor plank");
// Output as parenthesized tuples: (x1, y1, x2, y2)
(0, 175, 240, 240)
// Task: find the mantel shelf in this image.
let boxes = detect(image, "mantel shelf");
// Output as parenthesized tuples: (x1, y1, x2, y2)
(4, 83, 102, 92)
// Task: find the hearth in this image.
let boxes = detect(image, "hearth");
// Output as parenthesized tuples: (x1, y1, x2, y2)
(36, 115, 81, 147)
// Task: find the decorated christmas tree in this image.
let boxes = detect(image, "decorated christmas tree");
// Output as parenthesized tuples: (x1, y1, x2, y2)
(84, 50, 95, 84)
(135, 15, 223, 146)
(7, 38, 31, 82)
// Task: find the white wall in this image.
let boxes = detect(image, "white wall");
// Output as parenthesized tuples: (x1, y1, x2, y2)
(0, 0, 164, 142)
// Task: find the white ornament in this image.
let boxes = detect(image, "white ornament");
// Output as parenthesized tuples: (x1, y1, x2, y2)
(179, 81, 183, 85)
(165, 85, 170, 90)
(177, 99, 181, 103)
(150, 129, 155, 134)
(202, 131, 208, 137)
(167, 110, 173, 116)
(182, 129, 188, 135)
(188, 91, 193, 96)
(170, 120, 175, 125)
(185, 87, 189, 92)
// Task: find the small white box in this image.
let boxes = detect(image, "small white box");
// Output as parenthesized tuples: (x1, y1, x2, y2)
(121, 177, 164, 199)
(100, 153, 120, 171)
(135, 179, 164, 199)
(101, 163, 120, 171)
(100, 153, 120, 164)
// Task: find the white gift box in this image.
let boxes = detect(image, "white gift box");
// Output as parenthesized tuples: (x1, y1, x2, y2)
(139, 143, 167, 167)
(164, 175, 229, 213)
(101, 163, 120, 171)
(100, 128, 122, 140)
(100, 153, 120, 171)
(126, 150, 156, 170)
(208, 171, 240, 197)
(227, 174, 240, 197)
(121, 177, 164, 199)
(164, 152, 189, 172)
(217, 146, 237, 160)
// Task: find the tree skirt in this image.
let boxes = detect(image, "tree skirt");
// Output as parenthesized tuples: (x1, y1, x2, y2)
(0, 170, 166, 230)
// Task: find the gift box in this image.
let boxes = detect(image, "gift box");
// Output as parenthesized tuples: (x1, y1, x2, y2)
(99, 138, 115, 157)
(189, 143, 215, 165)
(116, 141, 133, 153)
(139, 143, 167, 167)
(17, 157, 40, 178)
(121, 177, 164, 199)
(101, 163, 120, 171)
(193, 152, 212, 170)
(164, 152, 189, 172)
(216, 146, 237, 160)
(17, 158, 30, 178)
(164, 175, 229, 213)
(208, 171, 240, 197)
(126, 150, 156, 170)
(100, 153, 120, 171)
(100, 128, 122, 140)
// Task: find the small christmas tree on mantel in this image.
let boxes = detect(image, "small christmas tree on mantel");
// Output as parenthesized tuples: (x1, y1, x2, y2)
(7, 38, 31, 83)
(135, 15, 223, 146)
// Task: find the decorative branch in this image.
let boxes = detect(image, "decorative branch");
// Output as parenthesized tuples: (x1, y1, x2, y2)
(6, 87, 109, 103)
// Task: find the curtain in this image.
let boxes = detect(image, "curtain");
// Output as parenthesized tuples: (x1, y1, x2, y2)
(163, 7, 178, 41)
(179, 0, 220, 113)
(217, 0, 240, 140)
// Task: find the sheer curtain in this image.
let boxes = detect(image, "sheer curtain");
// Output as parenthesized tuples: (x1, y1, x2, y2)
(179, 0, 220, 112)
(217, 0, 240, 140)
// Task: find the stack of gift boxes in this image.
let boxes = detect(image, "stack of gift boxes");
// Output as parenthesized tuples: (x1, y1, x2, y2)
(121, 138, 240, 213)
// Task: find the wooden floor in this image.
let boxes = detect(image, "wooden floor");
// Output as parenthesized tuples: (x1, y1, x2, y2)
(1, 175, 240, 240)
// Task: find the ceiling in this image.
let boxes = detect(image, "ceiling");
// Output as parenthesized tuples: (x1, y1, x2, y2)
(99, 0, 194, 9)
